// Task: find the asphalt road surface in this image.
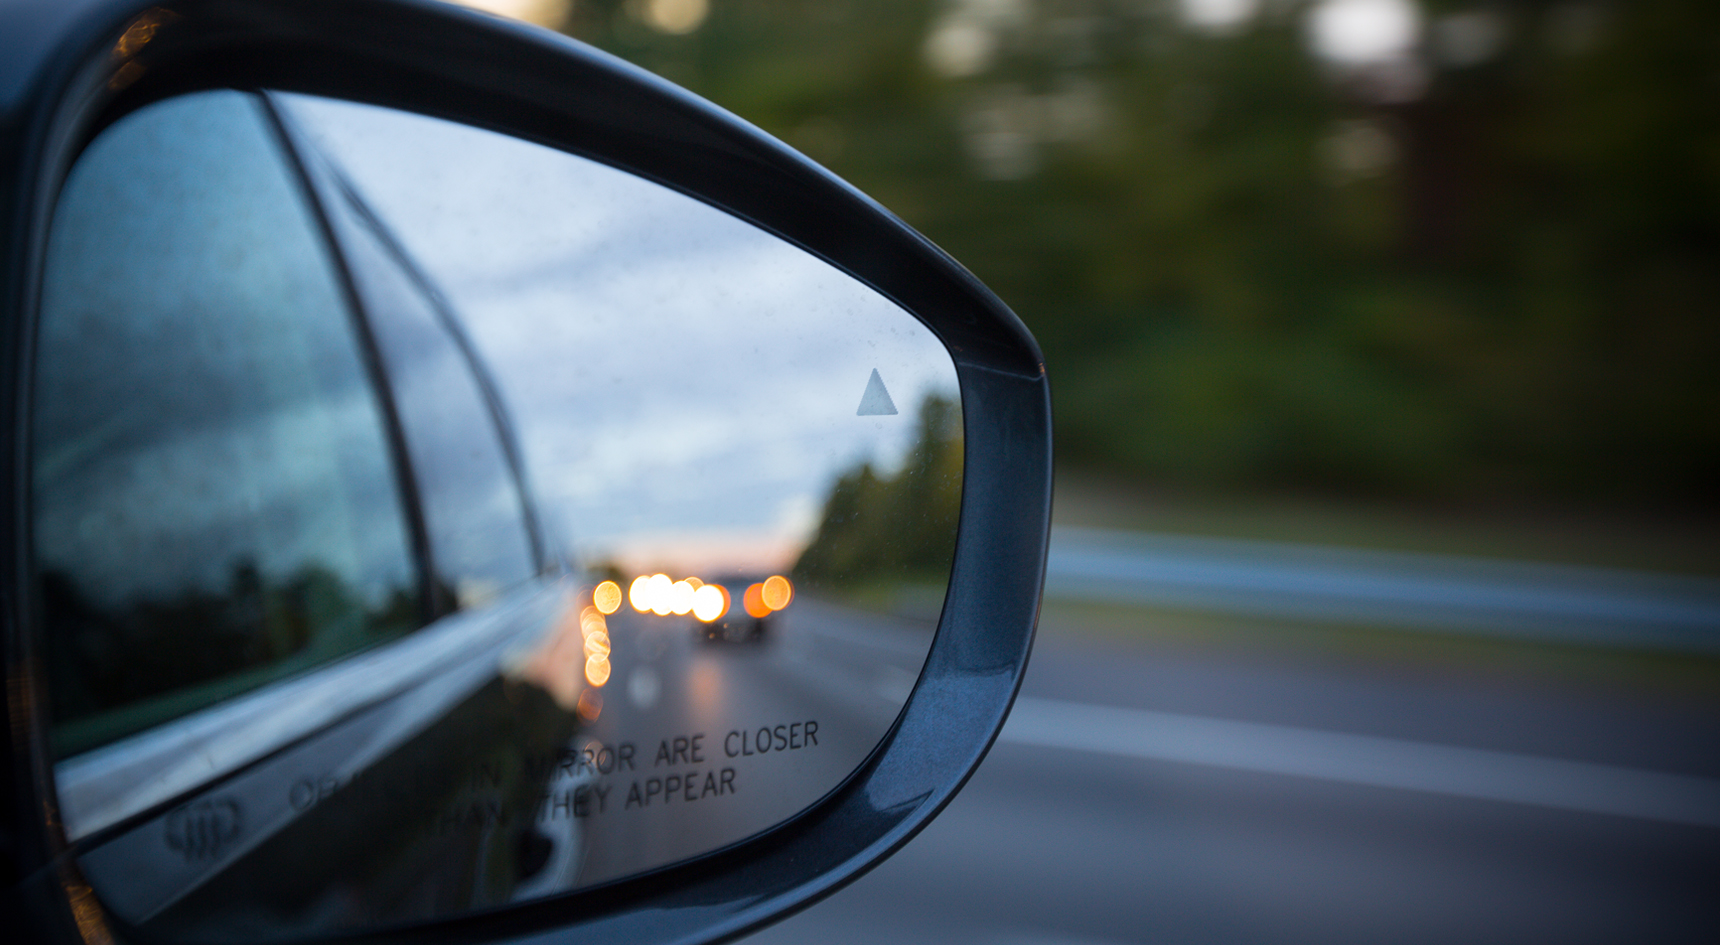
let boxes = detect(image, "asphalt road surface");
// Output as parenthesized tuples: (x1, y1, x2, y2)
(741, 609, 1720, 945)
(505, 536, 1720, 945)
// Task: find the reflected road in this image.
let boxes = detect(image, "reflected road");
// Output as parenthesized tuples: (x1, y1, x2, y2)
(543, 597, 933, 888)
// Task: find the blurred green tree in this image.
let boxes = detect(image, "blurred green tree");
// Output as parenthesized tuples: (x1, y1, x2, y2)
(566, 0, 1719, 508)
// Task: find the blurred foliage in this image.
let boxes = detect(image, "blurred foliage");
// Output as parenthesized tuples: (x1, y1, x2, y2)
(562, 0, 1719, 507)
(795, 394, 963, 585)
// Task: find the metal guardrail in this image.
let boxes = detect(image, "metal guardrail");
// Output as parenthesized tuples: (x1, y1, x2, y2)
(1044, 526, 1720, 653)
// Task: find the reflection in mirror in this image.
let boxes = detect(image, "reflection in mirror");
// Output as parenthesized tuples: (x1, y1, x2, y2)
(35, 90, 960, 939)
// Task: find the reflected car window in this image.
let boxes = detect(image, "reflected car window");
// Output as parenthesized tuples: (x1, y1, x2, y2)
(290, 133, 539, 609)
(33, 91, 421, 758)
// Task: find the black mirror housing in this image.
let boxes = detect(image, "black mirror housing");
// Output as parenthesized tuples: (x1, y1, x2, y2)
(0, 2, 1051, 943)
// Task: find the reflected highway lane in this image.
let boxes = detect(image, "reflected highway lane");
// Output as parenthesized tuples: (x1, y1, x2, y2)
(544, 597, 934, 888)
(744, 617, 1720, 945)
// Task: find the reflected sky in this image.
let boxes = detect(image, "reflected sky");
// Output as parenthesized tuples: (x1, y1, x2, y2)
(281, 94, 960, 575)
(36, 91, 413, 612)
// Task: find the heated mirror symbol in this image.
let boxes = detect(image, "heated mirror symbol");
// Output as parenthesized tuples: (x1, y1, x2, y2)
(857, 368, 899, 416)
(38, 90, 963, 941)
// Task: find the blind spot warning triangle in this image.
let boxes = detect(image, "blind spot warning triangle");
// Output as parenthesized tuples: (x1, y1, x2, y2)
(856, 369, 899, 416)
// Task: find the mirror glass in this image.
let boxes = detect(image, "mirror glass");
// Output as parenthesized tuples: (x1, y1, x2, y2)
(35, 90, 960, 939)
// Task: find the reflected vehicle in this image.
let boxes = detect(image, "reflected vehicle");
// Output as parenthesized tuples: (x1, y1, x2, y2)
(32, 89, 963, 939)
(669, 573, 793, 645)
(607, 569, 784, 645)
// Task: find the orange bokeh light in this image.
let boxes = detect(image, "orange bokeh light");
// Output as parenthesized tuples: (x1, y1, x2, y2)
(628, 575, 652, 612)
(647, 573, 674, 616)
(585, 654, 611, 687)
(593, 580, 623, 614)
(692, 583, 729, 622)
(669, 580, 696, 615)
(743, 583, 771, 619)
(583, 630, 611, 658)
(576, 688, 602, 721)
(762, 575, 793, 611)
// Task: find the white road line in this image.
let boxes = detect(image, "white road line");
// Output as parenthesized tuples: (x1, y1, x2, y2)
(1000, 697, 1720, 828)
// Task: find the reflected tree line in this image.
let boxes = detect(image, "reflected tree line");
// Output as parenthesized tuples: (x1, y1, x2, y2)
(42, 563, 418, 756)
(795, 394, 962, 590)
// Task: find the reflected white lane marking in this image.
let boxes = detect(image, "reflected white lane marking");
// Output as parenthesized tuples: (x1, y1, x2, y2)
(1001, 697, 1720, 827)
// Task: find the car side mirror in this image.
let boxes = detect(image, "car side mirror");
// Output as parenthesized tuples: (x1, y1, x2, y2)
(1, 3, 1050, 944)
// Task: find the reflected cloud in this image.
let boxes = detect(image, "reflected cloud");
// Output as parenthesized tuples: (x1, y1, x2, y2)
(280, 95, 961, 589)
